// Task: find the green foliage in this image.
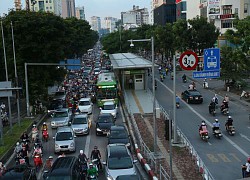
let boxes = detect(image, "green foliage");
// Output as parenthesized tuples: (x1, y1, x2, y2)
(0, 10, 97, 105)
(0, 119, 33, 157)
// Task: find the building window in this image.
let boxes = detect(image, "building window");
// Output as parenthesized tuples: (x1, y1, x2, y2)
(244, 3, 248, 13)
(49, 0, 52, 3)
(46, 7, 48, 9)
(222, 5, 232, 14)
(235, 8, 238, 15)
(50, 6, 52, 9)
(221, 19, 233, 28)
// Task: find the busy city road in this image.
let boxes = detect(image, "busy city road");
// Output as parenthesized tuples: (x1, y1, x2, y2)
(153, 70, 250, 180)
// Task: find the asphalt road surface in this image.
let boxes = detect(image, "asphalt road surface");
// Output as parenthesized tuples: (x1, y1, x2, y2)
(152, 70, 249, 180)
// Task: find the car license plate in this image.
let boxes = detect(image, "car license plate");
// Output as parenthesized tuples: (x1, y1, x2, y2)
(195, 97, 198, 100)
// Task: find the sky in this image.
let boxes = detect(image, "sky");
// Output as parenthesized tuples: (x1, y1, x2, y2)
(0, 0, 151, 21)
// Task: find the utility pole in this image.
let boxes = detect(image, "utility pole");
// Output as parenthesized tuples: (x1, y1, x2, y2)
(26, 0, 30, 11)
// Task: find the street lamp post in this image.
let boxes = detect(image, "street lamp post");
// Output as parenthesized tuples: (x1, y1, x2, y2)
(128, 37, 157, 154)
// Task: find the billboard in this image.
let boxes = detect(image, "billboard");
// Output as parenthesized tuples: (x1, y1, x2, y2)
(208, 0, 220, 15)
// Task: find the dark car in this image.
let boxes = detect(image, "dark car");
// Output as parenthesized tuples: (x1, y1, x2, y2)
(43, 156, 80, 180)
(181, 89, 203, 104)
(47, 99, 64, 116)
(96, 114, 115, 136)
(108, 125, 130, 148)
(1, 164, 37, 180)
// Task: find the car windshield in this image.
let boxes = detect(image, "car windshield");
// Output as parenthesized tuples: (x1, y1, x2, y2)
(47, 176, 71, 180)
(98, 116, 112, 123)
(56, 132, 73, 141)
(190, 91, 201, 95)
(54, 111, 68, 118)
(55, 91, 65, 96)
(108, 156, 133, 169)
(103, 104, 115, 110)
(79, 101, 90, 106)
(73, 117, 87, 124)
(110, 130, 127, 139)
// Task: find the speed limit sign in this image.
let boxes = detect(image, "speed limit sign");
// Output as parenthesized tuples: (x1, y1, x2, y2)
(179, 51, 199, 70)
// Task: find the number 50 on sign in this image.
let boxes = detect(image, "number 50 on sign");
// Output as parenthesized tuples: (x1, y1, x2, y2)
(179, 51, 199, 71)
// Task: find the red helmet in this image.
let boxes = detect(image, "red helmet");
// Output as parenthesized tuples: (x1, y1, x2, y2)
(247, 157, 250, 162)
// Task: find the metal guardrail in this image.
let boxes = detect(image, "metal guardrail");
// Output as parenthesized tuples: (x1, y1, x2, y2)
(148, 90, 215, 180)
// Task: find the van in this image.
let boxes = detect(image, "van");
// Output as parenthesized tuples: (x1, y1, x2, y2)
(43, 156, 80, 180)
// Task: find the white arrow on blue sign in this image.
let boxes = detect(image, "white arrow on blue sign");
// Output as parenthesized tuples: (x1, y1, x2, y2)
(204, 48, 220, 71)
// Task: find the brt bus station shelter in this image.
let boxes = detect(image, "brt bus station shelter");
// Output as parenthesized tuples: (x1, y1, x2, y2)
(109, 53, 155, 91)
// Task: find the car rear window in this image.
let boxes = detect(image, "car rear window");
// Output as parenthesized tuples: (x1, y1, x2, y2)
(54, 111, 68, 118)
(103, 104, 115, 110)
(73, 117, 87, 124)
(98, 116, 112, 123)
(110, 130, 127, 138)
(56, 132, 73, 141)
(108, 156, 133, 169)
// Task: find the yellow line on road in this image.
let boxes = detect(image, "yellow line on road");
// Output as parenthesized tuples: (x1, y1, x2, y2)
(131, 90, 144, 114)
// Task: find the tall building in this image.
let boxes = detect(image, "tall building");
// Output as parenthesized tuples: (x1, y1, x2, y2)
(121, 5, 149, 26)
(29, 0, 62, 16)
(15, 0, 21, 10)
(104, 17, 118, 33)
(76, 6, 85, 20)
(91, 16, 101, 33)
(154, 0, 176, 25)
(61, 0, 75, 18)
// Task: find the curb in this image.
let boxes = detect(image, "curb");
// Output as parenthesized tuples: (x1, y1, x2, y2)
(134, 144, 158, 180)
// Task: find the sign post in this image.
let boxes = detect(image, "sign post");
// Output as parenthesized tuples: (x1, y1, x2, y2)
(179, 51, 199, 71)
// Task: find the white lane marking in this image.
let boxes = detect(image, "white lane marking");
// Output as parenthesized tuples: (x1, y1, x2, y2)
(85, 114, 92, 157)
(157, 78, 250, 157)
(240, 133, 250, 143)
(208, 142, 212, 145)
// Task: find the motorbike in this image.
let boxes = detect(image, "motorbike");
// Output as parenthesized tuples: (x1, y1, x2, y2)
(92, 159, 100, 172)
(209, 106, 216, 116)
(221, 108, 229, 115)
(199, 129, 209, 142)
(79, 161, 88, 180)
(176, 102, 180, 108)
(88, 174, 97, 180)
(240, 90, 249, 99)
(160, 77, 164, 82)
(213, 128, 222, 139)
(182, 78, 187, 83)
(203, 81, 209, 89)
(226, 125, 235, 136)
(21, 139, 29, 151)
(33, 153, 43, 172)
(42, 129, 49, 142)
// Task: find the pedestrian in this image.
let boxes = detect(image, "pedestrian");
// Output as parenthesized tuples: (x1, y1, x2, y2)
(129, 78, 133, 89)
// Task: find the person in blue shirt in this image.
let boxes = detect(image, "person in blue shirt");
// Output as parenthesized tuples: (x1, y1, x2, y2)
(212, 119, 220, 133)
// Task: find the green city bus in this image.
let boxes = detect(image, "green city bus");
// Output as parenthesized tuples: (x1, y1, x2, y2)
(96, 72, 118, 107)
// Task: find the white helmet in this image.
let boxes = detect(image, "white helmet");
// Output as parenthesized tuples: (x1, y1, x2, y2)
(43, 122, 46, 125)
(80, 150, 83, 154)
(201, 122, 205, 125)
(49, 156, 53, 159)
(228, 116, 232, 119)
(16, 142, 20, 146)
(215, 119, 218, 122)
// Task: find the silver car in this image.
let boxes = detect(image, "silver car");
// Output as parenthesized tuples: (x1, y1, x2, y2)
(103, 144, 137, 179)
(78, 98, 93, 114)
(70, 114, 91, 135)
(100, 101, 118, 118)
(51, 108, 72, 129)
(54, 126, 76, 153)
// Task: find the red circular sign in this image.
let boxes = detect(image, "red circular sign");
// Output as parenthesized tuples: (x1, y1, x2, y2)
(179, 51, 199, 70)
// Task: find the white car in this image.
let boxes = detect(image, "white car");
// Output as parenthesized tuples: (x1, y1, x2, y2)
(78, 98, 93, 114)
(100, 101, 118, 118)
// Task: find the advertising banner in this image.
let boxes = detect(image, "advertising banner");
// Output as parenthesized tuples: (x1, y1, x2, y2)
(208, 0, 220, 15)
(176, 0, 182, 4)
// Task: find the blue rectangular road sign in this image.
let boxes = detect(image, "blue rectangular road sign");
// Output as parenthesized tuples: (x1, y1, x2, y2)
(204, 48, 220, 71)
(193, 70, 220, 79)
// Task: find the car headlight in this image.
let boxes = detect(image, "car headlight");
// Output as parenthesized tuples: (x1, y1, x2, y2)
(189, 97, 193, 99)
(51, 122, 55, 125)
(70, 142, 74, 147)
(55, 144, 59, 148)
(96, 128, 101, 131)
(111, 112, 116, 116)
(84, 127, 88, 130)
(107, 176, 114, 180)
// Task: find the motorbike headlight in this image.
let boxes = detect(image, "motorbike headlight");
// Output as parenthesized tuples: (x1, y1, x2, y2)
(111, 112, 116, 116)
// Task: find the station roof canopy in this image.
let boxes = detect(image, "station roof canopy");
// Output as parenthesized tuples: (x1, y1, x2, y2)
(109, 53, 153, 69)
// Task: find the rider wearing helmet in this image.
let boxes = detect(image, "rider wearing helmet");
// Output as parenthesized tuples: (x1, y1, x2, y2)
(87, 163, 98, 178)
(225, 116, 233, 130)
(90, 146, 102, 170)
(42, 122, 48, 131)
(199, 121, 207, 132)
(212, 119, 220, 133)
(242, 157, 250, 178)
(78, 150, 88, 164)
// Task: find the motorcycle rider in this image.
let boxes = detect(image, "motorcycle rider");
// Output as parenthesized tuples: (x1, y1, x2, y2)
(20, 146, 29, 165)
(14, 142, 22, 154)
(182, 74, 187, 82)
(33, 143, 42, 156)
(20, 131, 29, 142)
(78, 150, 88, 164)
(42, 122, 48, 131)
(211, 94, 218, 105)
(199, 121, 207, 132)
(209, 101, 216, 114)
(212, 119, 220, 133)
(31, 124, 38, 142)
(225, 116, 233, 130)
(242, 157, 250, 178)
(176, 96, 180, 107)
(220, 100, 229, 113)
(223, 94, 229, 103)
(203, 78, 208, 88)
(90, 146, 102, 170)
(160, 73, 164, 82)
(87, 163, 98, 179)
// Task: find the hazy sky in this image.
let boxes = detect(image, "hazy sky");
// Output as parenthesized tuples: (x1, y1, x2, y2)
(0, 0, 151, 21)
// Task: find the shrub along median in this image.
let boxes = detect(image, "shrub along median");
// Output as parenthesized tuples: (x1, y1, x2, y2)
(0, 119, 34, 157)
